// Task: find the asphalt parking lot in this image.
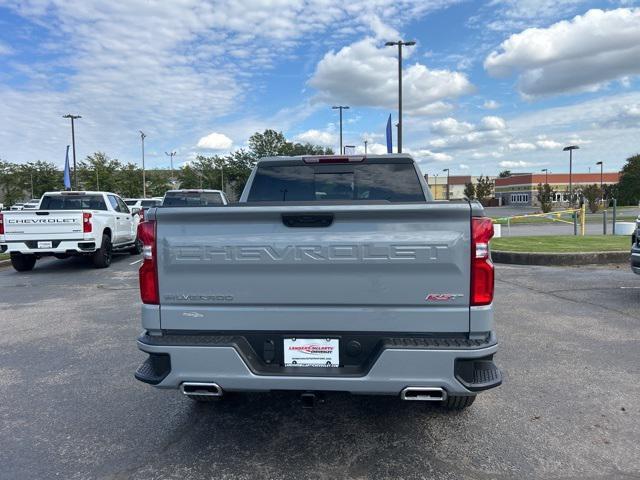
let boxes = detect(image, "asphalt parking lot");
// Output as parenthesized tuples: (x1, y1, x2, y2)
(0, 255, 639, 479)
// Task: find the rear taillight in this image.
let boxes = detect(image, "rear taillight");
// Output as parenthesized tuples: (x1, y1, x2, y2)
(471, 217, 494, 306)
(138, 220, 159, 304)
(0, 213, 4, 235)
(83, 212, 92, 233)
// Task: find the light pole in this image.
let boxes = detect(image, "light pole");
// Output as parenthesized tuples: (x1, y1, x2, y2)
(385, 40, 416, 153)
(442, 168, 450, 200)
(29, 168, 34, 198)
(364, 140, 368, 155)
(595, 161, 603, 191)
(139, 131, 147, 198)
(165, 151, 176, 185)
(63, 114, 81, 190)
(541, 168, 549, 185)
(332, 106, 349, 154)
(563, 145, 579, 205)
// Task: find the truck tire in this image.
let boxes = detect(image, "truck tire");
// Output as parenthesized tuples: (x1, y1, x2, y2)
(129, 238, 143, 255)
(92, 234, 112, 268)
(442, 395, 476, 410)
(10, 253, 37, 272)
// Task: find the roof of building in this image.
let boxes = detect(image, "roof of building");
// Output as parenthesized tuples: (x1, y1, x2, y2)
(495, 172, 619, 187)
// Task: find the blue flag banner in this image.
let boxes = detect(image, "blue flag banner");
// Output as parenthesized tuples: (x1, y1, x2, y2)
(386, 114, 393, 153)
(63, 145, 71, 190)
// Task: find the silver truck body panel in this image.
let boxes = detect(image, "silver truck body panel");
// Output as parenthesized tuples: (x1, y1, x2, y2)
(155, 203, 473, 333)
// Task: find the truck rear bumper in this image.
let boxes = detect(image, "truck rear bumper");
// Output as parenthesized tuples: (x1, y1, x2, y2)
(135, 333, 501, 396)
(0, 239, 97, 254)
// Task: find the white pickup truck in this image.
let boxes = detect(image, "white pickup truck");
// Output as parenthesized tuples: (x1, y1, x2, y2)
(0, 191, 141, 271)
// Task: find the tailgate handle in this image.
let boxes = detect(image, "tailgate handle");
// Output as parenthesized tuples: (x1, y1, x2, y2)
(282, 214, 333, 228)
(35, 211, 49, 215)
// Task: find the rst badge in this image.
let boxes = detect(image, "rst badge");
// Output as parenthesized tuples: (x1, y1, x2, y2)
(425, 293, 464, 302)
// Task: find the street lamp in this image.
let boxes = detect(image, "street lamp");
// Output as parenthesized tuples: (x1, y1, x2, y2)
(139, 131, 147, 198)
(385, 40, 416, 153)
(595, 161, 603, 191)
(563, 145, 579, 205)
(165, 151, 176, 185)
(62, 114, 81, 190)
(541, 168, 549, 184)
(442, 168, 450, 200)
(364, 139, 368, 155)
(332, 106, 349, 154)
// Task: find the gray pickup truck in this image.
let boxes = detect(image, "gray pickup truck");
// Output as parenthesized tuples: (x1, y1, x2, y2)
(632, 216, 640, 275)
(134, 155, 501, 410)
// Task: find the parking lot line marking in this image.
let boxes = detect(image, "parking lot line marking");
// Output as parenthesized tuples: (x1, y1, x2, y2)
(129, 259, 142, 266)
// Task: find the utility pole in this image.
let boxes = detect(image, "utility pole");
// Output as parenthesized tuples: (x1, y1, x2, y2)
(443, 168, 450, 200)
(165, 151, 176, 185)
(332, 106, 349, 154)
(63, 114, 81, 190)
(95, 166, 100, 190)
(385, 40, 416, 153)
(220, 165, 224, 192)
(30, 169, 34, 199)
(139, 131, 147, 197)
(563, 145, 579, 206)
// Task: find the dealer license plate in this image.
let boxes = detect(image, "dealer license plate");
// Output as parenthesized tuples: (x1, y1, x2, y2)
(37, 241, 53, 249)
(284, 338, 339, 367)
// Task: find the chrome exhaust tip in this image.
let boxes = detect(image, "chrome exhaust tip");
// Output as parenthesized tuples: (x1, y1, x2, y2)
(400, 387, 447, 402)
(180, 382, 223, 397)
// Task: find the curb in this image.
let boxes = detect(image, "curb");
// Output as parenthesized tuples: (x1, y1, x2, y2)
(492, 250, 629, 266)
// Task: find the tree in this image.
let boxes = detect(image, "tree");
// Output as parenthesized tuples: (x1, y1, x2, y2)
(582, 184, 602, 213)
(498, 170, 511, 178)
(475, 175, 494, 205)
(78, 152, 123, 193)
(248, 130, 289, 158)
(617, 154, 640, 206)
(536, 183, 554, 213)
(0, 159, 62, 205)
(463, 182, 475, 200)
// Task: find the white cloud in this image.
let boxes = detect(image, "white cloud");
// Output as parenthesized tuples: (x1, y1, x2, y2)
(409, 149, 454, 162)
(535, 138, 563, 149)
(499, 160, 537, 168)
(196, 132, 233, 150)
(0, 0, 462, 164)
(428, 115, 509, 151)
(483, 100, 500, 110)
(0, 41, 13, 55)
(508, 142, 537, 151)
(295, 129, 336, 147)
(309, 38, 474, 116)
(355, 142, 389, 155)
(459, 163, 470, 169)
(485, 8, 640, 96)
(431, 118, 473, 135)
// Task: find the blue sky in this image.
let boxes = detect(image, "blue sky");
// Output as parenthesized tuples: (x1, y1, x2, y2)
(0, 0, 639, 177)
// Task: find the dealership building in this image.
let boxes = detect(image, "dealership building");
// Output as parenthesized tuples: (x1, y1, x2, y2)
(494, 172, 620, 207)
(424, 174, 496, 200)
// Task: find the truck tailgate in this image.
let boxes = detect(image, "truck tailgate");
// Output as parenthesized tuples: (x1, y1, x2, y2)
(156, 203, 472, 333)
(2, 210, 85, 241)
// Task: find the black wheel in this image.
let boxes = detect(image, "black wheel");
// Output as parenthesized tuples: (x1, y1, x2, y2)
(441, 395, 476, 411)
(92, 234, 112, 268)
(129, 238, 142, 255)
(10, 253, 36, 272)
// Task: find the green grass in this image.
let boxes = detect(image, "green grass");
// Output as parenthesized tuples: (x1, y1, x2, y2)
(491, 235, 631, 253)
(0, 253, 8, 261)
